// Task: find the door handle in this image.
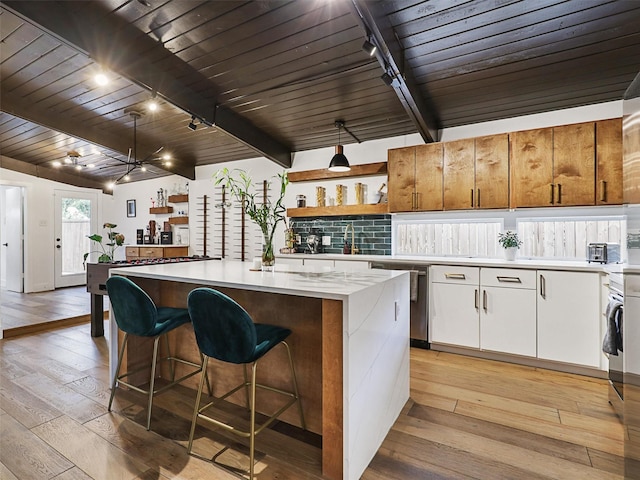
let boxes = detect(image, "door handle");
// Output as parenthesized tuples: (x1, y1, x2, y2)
(445, 273, 466, 280)
(470, 189, 474, 208)
(483, 289, 488, 312)
(540, 274, 546, 299)
(2, 243, 7, 247)
(56, 245, 62, 249)
(549, 184, 554, 204)
(600, 180, 607, 202)
(477, 188, 480, 208)
(556, 183, 562, 204)
(475, 289, 479, 309)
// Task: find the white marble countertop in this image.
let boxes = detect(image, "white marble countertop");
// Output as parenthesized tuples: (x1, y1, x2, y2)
(109, 259, 408, 301)
(277, 252, 616, 273)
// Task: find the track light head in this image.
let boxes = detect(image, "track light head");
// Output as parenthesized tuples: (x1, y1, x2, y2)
(187, 116, 198, 131)
(381, 71, 395, 86)
(362, 39, 377, 57)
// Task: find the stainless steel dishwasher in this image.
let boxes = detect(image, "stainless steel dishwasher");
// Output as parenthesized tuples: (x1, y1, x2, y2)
(371, 261, 429, 349)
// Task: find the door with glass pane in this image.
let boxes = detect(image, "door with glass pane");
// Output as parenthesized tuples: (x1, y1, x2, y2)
(54, 191, 98, 288)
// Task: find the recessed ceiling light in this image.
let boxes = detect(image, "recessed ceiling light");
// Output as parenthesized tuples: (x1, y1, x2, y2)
(52, 160, 62, 167)
(87, 163, 95, 168)
(75, 164, 83, 170)
(163, 160, 172, 167)
(124, 174, 130, 181)
(141, 166, 147, 172)
(162, 153, 171, 160)
(94, 72, 109, 86)
(106, 182, 115, 190)
(147, 100, 158, 112)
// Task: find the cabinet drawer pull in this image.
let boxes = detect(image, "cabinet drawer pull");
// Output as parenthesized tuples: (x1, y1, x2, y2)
(483, 289, 487, 312)
(600, 180, 606, 202)
(475, 289, 479, 309)
(445, 273, 466, 280)
(540, 274, 546, 299)
(497, 276, 522, 283)
(557, 183, 562, 204)
(549, 184, 554, 204)
(470, 189, 474, 208)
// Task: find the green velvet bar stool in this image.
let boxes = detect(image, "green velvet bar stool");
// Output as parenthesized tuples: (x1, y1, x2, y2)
(106, 276, 210, 430)
(186, 287, 305, 479)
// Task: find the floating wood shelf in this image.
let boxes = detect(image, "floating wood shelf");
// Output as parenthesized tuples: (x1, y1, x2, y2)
(168, 216, 189, 224)
(149, 206, 173, 214)
(287, 162, 387, 182)
(287, 203, 389, 217)
(168, 194, 189, 203)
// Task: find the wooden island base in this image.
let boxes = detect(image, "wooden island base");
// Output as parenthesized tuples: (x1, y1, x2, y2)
(122, 277, 343, 480)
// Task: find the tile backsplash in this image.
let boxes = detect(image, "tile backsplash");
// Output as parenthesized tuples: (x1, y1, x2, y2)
(291, 215, 391, 255)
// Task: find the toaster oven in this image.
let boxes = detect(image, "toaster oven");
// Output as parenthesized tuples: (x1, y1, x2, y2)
(587, 242, 621, 263)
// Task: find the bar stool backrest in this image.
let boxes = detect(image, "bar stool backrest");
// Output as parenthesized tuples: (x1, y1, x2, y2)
(187, 288, 258, 364)
(106, 276, 158, 336)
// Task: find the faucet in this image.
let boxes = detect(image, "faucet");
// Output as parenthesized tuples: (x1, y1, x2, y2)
(344, 223, 355, 255)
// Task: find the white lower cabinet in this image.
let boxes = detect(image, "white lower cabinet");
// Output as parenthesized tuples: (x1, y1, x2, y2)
(431, 265, 603, 367)
(480, 268, 537, 357)
(430, 266, 480, 348)
(537, 270, 601, 367)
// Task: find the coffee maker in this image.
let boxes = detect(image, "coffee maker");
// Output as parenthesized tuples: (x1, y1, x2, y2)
(306, 234, 320, 254)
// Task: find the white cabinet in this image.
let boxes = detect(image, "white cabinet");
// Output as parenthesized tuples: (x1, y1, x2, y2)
(537, 270, 601, 367)
(334, 259, 370, 270)
(303, 258, 335, 268)
(430, 266, 480, 348)
(276, 257, 304, 267)
(480, 268, 537, 357)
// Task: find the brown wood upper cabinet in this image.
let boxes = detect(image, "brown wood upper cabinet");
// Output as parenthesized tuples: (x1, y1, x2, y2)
(388, 144, 443, 212)
(596, 118, 623, 205)
(443, 134, 509, 210)
(510, 123, 595, 208)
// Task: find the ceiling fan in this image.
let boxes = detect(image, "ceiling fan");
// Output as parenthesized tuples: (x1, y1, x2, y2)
(102, 107, 173, 185)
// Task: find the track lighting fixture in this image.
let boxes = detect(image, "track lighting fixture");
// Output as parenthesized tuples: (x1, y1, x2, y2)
(362, 38, 377, 57)
(381, 71, 395, 86)
(328, 120, 351, 172)
(188, 116, 198, 131)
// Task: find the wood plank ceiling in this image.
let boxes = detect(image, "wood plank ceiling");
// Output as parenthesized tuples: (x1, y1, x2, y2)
(1, 0, 640, 192)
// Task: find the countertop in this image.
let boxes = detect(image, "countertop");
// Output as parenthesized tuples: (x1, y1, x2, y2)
(276, 253, 616, 273)
(109, 258, 408, 301)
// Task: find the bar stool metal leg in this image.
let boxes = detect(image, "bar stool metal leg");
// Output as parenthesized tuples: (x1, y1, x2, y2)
(108, 333, 129, 412)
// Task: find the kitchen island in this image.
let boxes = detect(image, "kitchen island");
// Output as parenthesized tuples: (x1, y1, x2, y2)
(108, 260, 410, 480)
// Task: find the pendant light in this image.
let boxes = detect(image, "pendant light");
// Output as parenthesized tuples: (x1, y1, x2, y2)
(328, 120, 351, 172)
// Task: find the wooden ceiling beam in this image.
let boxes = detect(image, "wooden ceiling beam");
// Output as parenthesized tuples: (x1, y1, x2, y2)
(1, 96, 196, 181)
(3, 1, 292, 168)
(347, 0, 441, 143)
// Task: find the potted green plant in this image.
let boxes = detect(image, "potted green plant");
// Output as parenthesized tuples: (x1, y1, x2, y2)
(498, 230, 522, 261)
(83, 223, 125, 266)
(214, 168, 288, 270)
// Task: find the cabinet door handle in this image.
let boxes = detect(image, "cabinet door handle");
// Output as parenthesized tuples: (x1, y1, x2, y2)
(470, 188, 474, 208)
(445, 273, 466, 280)
(540, 274, 546, 299)
(497, 276, 522, 283)
(600, 180, 606, 202)
(483, 289, 487, 312)
(415, 192, 419, 210)
(475, 289, 479, 309)
(477, 188, 480, 208)
(556, 183, 562, 204)
(549, 184, 555, 204)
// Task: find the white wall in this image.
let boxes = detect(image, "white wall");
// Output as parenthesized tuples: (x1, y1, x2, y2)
(2, 100, 625, 291)
(0, 165, 105, 292)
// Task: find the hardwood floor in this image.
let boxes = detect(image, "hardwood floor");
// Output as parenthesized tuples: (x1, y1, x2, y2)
(0, 323, 624, 479)
(0, 286, 107, 337)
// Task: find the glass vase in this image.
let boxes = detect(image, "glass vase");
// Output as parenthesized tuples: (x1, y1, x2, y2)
(261, 236, 276, 271)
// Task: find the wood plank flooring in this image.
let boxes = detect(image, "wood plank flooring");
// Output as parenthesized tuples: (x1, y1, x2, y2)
(0, 323, 624, 479)
(0, 286, 107, 337)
